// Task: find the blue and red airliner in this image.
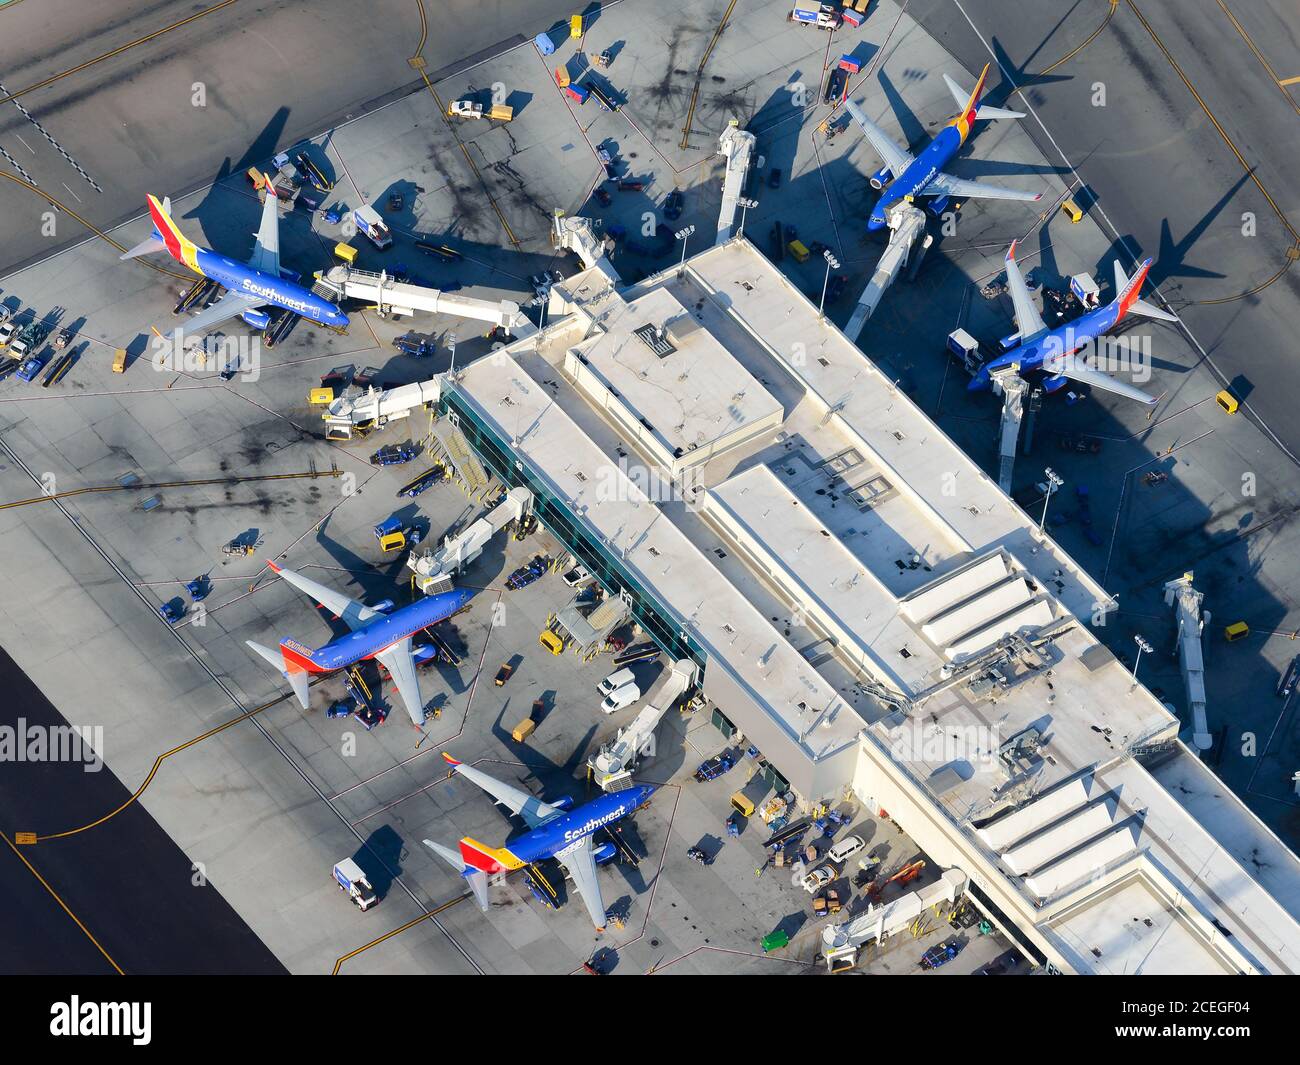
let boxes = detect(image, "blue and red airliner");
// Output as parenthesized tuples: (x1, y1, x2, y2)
(121, 177, 348, 339)
(425, 753, 655, 931)
(246, 562, 471, 728)
(845, 63, 1042, 231)
(970, 240, 1179, 403)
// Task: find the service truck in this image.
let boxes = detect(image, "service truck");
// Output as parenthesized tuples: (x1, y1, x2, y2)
(447, 99, 514, 122)
(353, 204, 392, 250)
(332, 858, 378, 911)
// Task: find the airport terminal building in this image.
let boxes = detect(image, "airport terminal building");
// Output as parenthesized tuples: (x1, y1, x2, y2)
(431, 238, 1300, 974)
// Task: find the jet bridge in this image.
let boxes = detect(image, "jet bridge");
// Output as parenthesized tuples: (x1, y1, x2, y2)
(820, 868, 967, 972)
(989, 362, 1030, 493)
(716, 119, 756, 244)
(408, 487, 533, 593)
(319, 265, 535, 334)
(590, 660, 696, 791)
(843, 203, 928, 341)
(322, 377, 444, 440)
(1164, 573, 1214, 752)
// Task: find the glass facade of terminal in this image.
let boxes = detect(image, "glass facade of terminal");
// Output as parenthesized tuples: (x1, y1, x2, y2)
(440, 386, 707, 668)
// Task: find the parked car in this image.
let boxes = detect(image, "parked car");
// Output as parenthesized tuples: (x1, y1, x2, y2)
(801, 865, 835, 893)
(600, 681, 641, 714)
(0, 320, 18, 348)
(827, 834, 865, 864)
(663, 189, 683, 220)
(562, 564, 592, 587)
(598, 667, 635, 696)
(370, 444, 417, 466)
(769, 167, 782, 189)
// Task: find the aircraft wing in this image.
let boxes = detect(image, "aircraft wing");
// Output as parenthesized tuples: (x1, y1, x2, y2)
(1045, 359, 1158, 405)
(168, 289, 261, 338)
(1002, 240, 1049, 341)
(375, 637, 426, 726)
(556, 834, 607, 931)
(268, 562, 381, 631)
(921, 171, 1042, 203)
(248, 177, 281, 275)
(445, 756, 565, 830)
(844, 100, 914, 179)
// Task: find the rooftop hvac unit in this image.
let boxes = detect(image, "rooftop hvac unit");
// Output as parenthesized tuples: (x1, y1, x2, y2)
(664, 313, 702, 345)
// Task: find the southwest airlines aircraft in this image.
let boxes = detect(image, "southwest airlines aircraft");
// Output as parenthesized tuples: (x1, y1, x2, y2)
(425, 753, 655, 931)
(845, 63, 1042, 231)
(970, 240, 1178, 404)
(246, 562, 472, 728)
(121, 175, 349, 338)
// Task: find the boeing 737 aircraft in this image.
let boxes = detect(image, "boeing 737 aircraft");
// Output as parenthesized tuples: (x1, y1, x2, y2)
(246, 562, 471, 728)
(969, 240, 1179, 403)
(845, 64, 1042, 231)
(121, 177, 349, 339)
(425, 754, 655, 931)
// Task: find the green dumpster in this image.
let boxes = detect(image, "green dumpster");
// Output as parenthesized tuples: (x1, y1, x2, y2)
(761, 930, 789, 953)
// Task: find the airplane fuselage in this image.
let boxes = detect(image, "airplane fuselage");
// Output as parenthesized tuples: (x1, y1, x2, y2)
(192, 246, 348, 329)
(287, 587, 473, 673)
(499, 785, 656, 866)
(970, 298, 1125, 392)
(869, 124, 963, 230)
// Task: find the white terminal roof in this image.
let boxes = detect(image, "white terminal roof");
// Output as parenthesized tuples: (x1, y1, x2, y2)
(455, 237, 1300, 972)
(451, 357, 865, 763)
(685, 241, 1115, 625)
(572, 286, 782, 459)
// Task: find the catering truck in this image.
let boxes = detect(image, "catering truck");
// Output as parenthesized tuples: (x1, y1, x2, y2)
(353, 204, 392, 250)
(332, 858, 378, 911)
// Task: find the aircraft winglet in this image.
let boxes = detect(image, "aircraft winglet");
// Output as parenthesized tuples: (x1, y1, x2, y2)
(442, 752, 462, 766)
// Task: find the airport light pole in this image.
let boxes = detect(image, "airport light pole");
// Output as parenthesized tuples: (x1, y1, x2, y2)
(675, 225, 695, 277)
(447, 331, 458, 377)
(1038, 467, 1063, 534)
(1131, 634, 1153, 684)
(819, 250, 841, 319)
(737, 197, 758, 238)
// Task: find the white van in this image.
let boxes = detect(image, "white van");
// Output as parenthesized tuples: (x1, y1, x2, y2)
(827, 834, 865, 864)
(600, 681, 641, 714)
(598, 667, 634, 696)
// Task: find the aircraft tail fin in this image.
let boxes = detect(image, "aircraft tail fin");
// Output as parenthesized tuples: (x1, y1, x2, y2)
(1113, 259, 1178, 322)
(944, 69, 1024, 124)
(245, 639, 311, 708)
(423, 840, 490, 911)
(140, 193, 201, 271)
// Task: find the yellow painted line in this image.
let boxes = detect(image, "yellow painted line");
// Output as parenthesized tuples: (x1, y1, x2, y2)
(332, 891, 471, 974)
(2, 831, 124, 974)
(1213, 0, 1300, 115)
(0, 0, 241, 107)
(679, 0, 738, 150)
(1279, 75, 1300, 87)
(34, 691, 291, 842)
(1036, 0, 1119, 78)
(1127, 0, 1299, 245)
(0, 171, 191, 280)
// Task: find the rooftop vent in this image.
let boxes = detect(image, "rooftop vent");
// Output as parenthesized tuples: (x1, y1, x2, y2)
(633, 323, 677, 358)
(664, 313, 702, 345)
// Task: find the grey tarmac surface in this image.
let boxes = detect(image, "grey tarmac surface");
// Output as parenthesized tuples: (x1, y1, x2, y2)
(2, 0, 1295, 974)
(0, 0, 581, 275)
(907, 0, 1300, 463)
